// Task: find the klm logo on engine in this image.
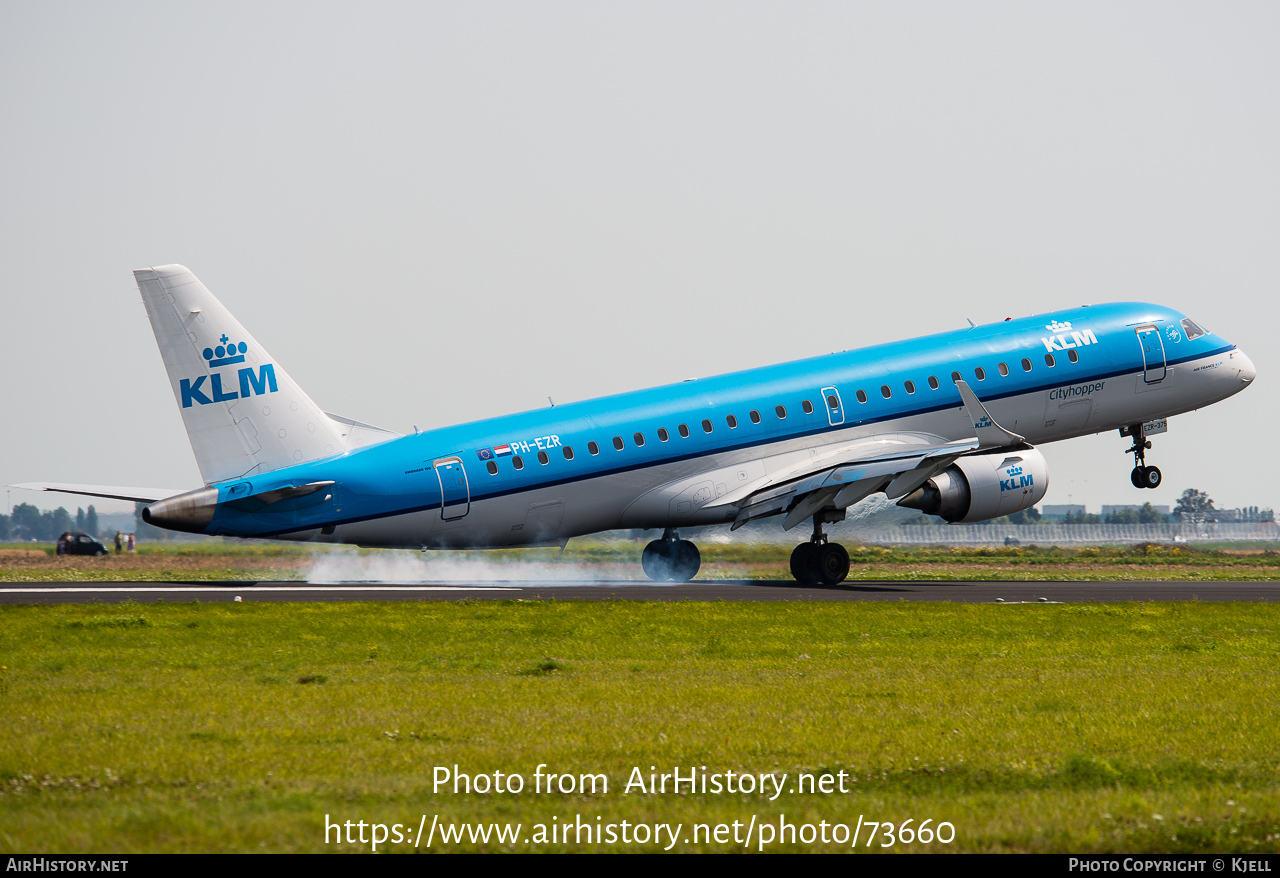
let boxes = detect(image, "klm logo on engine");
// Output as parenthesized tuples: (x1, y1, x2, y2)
(1000, 465, 1033, 492)
(1041, 320, 1098, 353)
(180, 334, 278, 408)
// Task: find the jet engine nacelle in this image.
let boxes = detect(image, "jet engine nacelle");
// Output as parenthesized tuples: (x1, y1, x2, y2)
(897, 448, 1049, 523)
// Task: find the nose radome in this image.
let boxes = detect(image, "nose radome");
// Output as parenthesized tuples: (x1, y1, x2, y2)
(1235, 349, 1256, 385)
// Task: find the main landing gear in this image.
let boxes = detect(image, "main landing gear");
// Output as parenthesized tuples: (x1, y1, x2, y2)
(790, 511, 850, 585)
(642, 528, 701, 582)
(1123, 422, 1162, 490)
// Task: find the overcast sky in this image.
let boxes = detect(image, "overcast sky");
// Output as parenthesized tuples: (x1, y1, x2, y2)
(2, 1, 1277, 518)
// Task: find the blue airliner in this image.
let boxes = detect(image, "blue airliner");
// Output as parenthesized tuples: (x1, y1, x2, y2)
(19, 265, 1256, 584)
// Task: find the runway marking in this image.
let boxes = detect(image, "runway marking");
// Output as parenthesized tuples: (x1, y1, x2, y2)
(0, 585, 522, 593)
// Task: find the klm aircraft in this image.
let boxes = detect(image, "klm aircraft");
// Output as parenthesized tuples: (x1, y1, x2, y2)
(19, 265, 1256, 585)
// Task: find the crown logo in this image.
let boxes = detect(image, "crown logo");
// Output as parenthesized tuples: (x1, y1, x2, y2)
(203, 333, 247, 367)
(1045, 320, 1072, 333)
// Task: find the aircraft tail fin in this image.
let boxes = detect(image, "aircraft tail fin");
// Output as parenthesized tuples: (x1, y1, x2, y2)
(134, 265, 350, 485)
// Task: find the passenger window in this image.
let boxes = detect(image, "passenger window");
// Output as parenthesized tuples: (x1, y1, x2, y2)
(726, 414, 738, 428)
(563, 446, 574, 460)
(513, 455, 524, 470)
(928, 376, 939, 390)
(612, 436, 624, 450)
(1068, 349, 1079, 363)
(880, 385, 891, 399)
(802, 400, 813, 414)
(827, 394, 839, 409)
(678, 424, 690, 438)
(775, 405, 787, 419)
(537, 450, 549, 465)
(998, 362, 1009, 377)
(749, 410, 761, 424)
(1045, 353, 1056, 367)
(856, 389, 867, 404)
(975, 367, 986, 381)
(657, 427, 669, 442)
(588, 441, 600, 455)
(633, 432, 645, 446)
(486, 460, 498, 475)
(1021, 358, 1032, 372)
(702, 419, 713, 433)
(951, 371, 962, 383)
(904, 381, 915, 394)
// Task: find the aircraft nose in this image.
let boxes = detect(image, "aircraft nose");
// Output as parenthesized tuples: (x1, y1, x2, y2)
(1234, 349, 1256, 385)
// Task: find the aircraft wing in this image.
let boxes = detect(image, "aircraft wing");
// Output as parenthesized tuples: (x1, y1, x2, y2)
(718, 381, 1025, 530)
(10, 483, 192, 504)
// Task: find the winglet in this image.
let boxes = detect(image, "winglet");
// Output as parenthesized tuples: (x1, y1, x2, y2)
(954, 380, 1024, 448)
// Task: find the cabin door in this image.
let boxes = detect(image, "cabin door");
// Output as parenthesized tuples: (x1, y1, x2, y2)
(1136, 325, 1167, 384)
(433, 457, 470, 520)
(821, 386, 845, 426)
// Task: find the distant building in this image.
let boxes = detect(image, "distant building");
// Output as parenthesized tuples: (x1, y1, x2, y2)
(1101, 504, 1170, 516)
(1214, 507, 1274, 523)
(1041, 504, 1086, 520)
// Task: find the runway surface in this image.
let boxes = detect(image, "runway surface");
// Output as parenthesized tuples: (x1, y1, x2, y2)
(1, 580, 1277, 604)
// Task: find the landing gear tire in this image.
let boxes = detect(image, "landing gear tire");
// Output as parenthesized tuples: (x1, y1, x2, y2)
(816, 542, 850, 585)
(1124, 425, 1161, 490)
(790, 543, 817, 585)
(1131, 465, 1162, 489)
(670, 540, 700, 582)
(790, 541, 850, 585)
(642, 537, 701, 582)
(641, 540, 670, 580)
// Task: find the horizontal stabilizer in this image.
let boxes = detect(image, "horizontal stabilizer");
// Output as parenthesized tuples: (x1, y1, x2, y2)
(11, 482, 190, 503)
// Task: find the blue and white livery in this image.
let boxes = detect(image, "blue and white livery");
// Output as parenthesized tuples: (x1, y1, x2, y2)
(19, 265, 1257, 584)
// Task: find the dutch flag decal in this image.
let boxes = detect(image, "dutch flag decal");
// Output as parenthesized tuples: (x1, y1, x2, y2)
(493, 444, 513, 457)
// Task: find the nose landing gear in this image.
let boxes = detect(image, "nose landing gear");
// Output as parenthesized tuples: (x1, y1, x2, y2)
(641, 528, 701, 582)
(1122, 423, 1162, 489)
(789, 511, 850, 585)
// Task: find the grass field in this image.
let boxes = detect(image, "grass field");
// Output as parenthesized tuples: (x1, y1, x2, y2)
(2, 599, 1279, 852)
(2, 539, 1279, 582)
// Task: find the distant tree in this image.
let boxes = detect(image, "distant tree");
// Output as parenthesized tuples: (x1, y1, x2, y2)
(11, 503, 45, 540)
(49, 507, 73, 538)
(1006, 507, 1042, 525)
(1105, 507, 1140, 525)
(85, 505, 99, 537)
(1137, 502, 1164, 524)
(1175, 489, 1215, 524)
(0, 514, 9, 542)
(1064, 510, 1102, 524)
(75, 507, 86, 532)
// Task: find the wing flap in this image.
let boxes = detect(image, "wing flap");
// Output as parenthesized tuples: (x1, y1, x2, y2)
(704, 434, 977, 511)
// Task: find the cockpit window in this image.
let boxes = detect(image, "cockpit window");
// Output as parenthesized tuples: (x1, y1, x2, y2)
(1180, 318, 1206, 340)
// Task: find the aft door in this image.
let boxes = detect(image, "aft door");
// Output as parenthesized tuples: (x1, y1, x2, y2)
(1136, 325, 1166, 384)
(433, 457, 470, 520)
(821, 386, 845, 426)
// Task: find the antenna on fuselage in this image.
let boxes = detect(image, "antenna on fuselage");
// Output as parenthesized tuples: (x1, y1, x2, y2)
(548, 396, 555, 407)
(966, 318, 976, 328)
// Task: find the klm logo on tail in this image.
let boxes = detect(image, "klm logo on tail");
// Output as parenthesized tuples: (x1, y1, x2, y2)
(180, 334, 278, 408)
